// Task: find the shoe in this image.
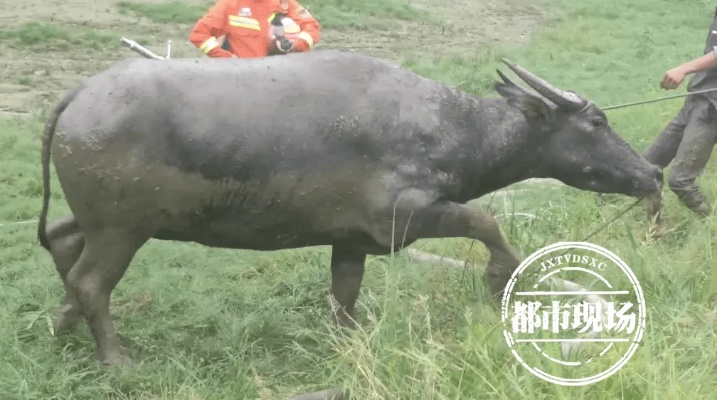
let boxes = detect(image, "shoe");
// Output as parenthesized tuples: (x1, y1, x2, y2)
(689, 201, 711, 220)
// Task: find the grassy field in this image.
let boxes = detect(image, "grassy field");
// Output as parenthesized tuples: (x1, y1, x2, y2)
(2, 0, 717, 399)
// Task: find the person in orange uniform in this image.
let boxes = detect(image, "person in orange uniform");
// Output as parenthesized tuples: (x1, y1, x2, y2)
(189, 0, 320, 59)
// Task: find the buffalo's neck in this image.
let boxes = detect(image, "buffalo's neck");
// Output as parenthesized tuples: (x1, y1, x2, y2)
(445, 95, 542, 202)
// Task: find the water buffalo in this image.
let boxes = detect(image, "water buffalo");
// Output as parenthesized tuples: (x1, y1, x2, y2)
(37, 50, 662, 366)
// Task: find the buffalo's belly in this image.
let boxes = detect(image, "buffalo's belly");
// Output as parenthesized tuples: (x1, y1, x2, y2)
(152, 211, 367, 250)
(50, 136, 380, 250)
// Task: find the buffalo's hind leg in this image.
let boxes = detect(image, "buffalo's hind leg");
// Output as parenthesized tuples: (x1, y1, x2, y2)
(65, 228, 149, 366)
(329, 242, 366, 328)
(45, 216, 85, 334)
(406, 202, 522, 298)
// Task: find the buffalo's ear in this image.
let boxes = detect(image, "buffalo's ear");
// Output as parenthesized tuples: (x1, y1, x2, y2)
(494, 69, 554, 122)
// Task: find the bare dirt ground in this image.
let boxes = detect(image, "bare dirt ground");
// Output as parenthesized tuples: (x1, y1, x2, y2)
(0, 0, 547, 116)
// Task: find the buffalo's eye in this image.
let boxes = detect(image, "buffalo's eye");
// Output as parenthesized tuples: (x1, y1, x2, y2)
(590, 117, 605, 127)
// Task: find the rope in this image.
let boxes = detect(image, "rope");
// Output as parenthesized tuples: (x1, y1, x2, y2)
(602, 87, 717, 110)
(0, 220, 36, 228)
(524, 86, 717, 251)
(578, 198, 643, 243)
(567, 86, 717, 246)
(510, 198, 644, 282)
(529, 85, 717, 266)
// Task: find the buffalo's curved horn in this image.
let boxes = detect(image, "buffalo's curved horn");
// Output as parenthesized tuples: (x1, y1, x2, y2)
(501, 58, 585, 110)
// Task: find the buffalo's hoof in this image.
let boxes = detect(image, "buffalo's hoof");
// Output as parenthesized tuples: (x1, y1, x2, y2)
(52, 304, 83, 335)
(489, 289, 506, 302)
(99, 350, 135, 368)
(484, 264, 516, 302)
(331, 310, 358, 330)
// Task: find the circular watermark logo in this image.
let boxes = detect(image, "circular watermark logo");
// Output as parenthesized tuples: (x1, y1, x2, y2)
(501, 241, 646, 386)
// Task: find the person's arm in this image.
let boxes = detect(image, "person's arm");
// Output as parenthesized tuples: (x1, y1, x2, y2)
(189, 0, 235, 58)
(661, 47, 717, 89)
(285, 1, 320, 52)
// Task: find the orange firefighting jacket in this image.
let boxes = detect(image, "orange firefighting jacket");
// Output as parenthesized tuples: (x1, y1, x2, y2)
(189, 0, 320, 59)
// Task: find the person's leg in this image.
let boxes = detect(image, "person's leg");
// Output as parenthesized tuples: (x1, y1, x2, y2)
(637, 102, 688, 232)
(667, 99, 717, 218)
(642, 103, 690, 168)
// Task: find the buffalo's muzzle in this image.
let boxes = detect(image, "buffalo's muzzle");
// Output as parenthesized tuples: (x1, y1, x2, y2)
(654, 167, 664, 190)
(634, 165, 663, 197)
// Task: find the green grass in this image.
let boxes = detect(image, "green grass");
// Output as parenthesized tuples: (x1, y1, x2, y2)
(0, 21, 118, 51)
(300, 0, 435, 30)
(3, 0, 717, 398)
(116, 1, 213, 24)
(114, 0, 434, 30)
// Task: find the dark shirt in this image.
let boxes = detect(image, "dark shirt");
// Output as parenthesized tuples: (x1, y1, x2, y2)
(687, 7, 717, 96)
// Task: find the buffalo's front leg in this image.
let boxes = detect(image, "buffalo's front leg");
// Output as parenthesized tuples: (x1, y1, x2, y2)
(329, 243, 366, 328)
(406, 202, 522, 298)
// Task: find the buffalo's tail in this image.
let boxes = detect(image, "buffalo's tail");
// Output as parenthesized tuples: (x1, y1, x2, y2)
(38, 86, 82, 251)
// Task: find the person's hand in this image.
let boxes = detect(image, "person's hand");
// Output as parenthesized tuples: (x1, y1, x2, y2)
(274, 37, 294, 53)
(660, 66, 688, 90)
